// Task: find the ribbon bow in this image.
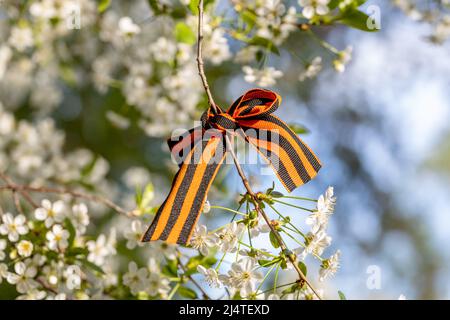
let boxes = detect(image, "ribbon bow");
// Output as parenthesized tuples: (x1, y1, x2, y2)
(142, 89, 321, 245)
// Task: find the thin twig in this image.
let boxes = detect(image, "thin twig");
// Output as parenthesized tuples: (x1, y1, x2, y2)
(0, 172, 38, 208)
(195, 1, 322, 300)
(36, 277, 59, 296)
(0, 172, 129, 216)
(37, 279, 58, 294)
(13, 192, 24, 215)
(8, 185, 129, 216)
(36, 277, 74, 300)
(196, 0, 219, 114)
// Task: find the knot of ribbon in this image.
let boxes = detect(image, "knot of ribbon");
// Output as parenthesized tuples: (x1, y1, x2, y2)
(142, 89, 321, 245)
(201, 109, 238, 131)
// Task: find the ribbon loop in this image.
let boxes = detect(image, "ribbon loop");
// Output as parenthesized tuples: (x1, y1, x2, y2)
(142, 89, 321, 245)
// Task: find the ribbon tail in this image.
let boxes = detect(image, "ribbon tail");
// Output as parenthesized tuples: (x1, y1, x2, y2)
(239, 116, 321, 192)
(142, 137, 225, 245)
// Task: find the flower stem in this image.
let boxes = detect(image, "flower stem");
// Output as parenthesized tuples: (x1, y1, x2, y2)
(209, 219, 244, 234)
(273, 263, 281, 293)
(237, 241, 278, 258)
(281, 195, 317, 202)
(215, 251, 227, 272)
(307, 29, 340, 55)
(256, 264, 277, 293)
(210, 205, 248, 216)
(258, 281, 297, 295)
(167, 283, 180, 300)
(272, 198, 314, 212)
(267, 203, 307, 239)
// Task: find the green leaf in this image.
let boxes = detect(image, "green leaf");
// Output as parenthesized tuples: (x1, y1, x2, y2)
(162, 259, 179, 277)
(298, 261, 308, 276)
(338, 9, 378, 32)
(282, 284, 298, 294)
(241, 10, 257, 29)
(255, 50, 265, 63)
(135, 186, 143, 207)
(232, 292, 242, 300)
(65, 218, 76, 248)
(203, 256, 218, 267)
(289, 123, 310, 135)
(249, 37, 280, 55)
(328, 0, 342, 10)
(175, 22, 196, 45)
(148, 0, 165, 15)
(185, 255, 203, 271)
(258, 259, 272, 266)
(282, 215, 291, 224)
(178, 286, 198, 299)
(185, 255, 217, 275)
(140, 183, 154, 209)
(188, 0, 215, 15)
(81, 259, 105, 275)
(45, 250, 59, 260)
(338, 290, 347, 300)
(271, 191, 284, 198)
(269, 231, 280, 249)
(266, 182, 275, 195)
(188, 0, 198, 14)
(98, 0, 111, 13)
(67, 247, 89, 257)
(135, 183, 155, 214)
(258, 259, 279, 267)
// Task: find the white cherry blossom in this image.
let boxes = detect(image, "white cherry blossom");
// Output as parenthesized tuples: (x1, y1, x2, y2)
(124, 219, 146, 250)
(299, 0, 330, 19)
(7, 261, 38, 294)
(46, 224, 70, 251)
(122, 262, 149, 295)
(319, 250, 340, 282)
(197, 265, 222, 288)
(0, 213, 29, 242)
(215, 222, 246, 253)
(71, 203, 90, 235)
(16, 240, 34, 257)
(8, 27, 34, 52)
(296, 230, 332, 260)
(34, 199, 66, 228)
(189, 224, 216, 256)
(243, 66, 283, 87)
(0, 239, 6, 260)
(220, 258, 263, 297)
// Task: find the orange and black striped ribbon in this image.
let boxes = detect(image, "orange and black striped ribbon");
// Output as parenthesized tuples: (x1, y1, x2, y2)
(142, 89, 321, 245)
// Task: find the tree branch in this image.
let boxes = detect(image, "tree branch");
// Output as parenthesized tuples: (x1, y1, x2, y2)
(196, 0, 219, 114)
(0, 171, 38, 208)
(195, 0, 322, 300)
(0, 171, 130, 217)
